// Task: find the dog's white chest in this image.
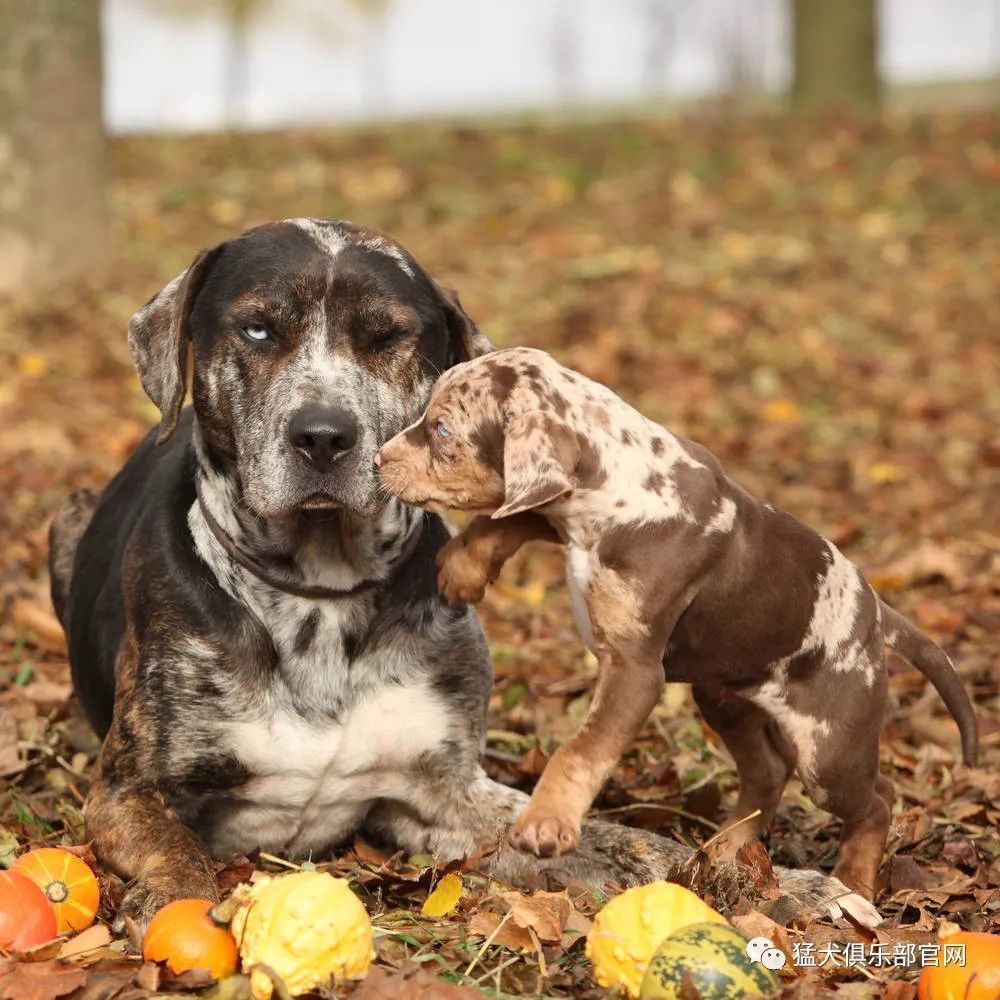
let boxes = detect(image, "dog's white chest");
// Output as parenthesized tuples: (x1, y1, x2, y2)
(565, 544, 596, 651)
(218, 679, 450, 856)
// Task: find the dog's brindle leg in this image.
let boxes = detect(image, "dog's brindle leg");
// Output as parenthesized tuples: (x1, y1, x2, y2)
(436, 513, 559, 605)
(692, 686, 796, 855)
(88, 770, 218, 938)
(86, 633, 219, 936)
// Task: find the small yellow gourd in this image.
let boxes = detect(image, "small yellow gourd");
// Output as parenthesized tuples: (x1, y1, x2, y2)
(585, 881, 728, 998)
(230, 871, 374, 999)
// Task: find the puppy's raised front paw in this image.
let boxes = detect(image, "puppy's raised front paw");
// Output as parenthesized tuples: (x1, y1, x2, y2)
(436, 544, 493, 605)
(508, 810, 580, 858)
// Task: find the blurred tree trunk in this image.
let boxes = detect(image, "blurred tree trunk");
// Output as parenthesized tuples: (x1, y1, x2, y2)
(0, 0, 108, 296)
(792, 0, 880, 112)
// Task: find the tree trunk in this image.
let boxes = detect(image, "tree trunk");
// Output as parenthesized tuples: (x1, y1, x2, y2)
(792, 0, 880, 112)
(0, 0, 108, 296)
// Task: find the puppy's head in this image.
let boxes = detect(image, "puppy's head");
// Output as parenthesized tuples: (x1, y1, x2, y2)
(126, 219, 491, 518)
(376, 347, 582, 519)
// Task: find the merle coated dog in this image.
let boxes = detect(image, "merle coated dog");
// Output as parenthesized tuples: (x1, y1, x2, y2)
(49, 219, 879, 934)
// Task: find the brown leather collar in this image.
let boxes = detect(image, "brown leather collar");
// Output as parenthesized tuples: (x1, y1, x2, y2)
(196, 492, 420, 601)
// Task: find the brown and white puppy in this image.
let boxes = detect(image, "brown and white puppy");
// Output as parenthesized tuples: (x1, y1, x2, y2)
(376, 346, 978, 900)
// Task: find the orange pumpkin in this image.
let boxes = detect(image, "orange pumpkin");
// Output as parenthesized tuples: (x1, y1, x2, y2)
(142, 898, 238, 979)
(0, 870, 58, 950)
(917, 931, 1000, 1000)
(13, 847, 100, 933)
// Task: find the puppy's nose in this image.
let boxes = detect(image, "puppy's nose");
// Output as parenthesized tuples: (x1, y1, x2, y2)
(288, 405, 358, 471)
(373, 450, 383, 468)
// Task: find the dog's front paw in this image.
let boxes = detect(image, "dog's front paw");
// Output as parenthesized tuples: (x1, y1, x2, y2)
(508, 809, 580, 858)
(436, 541, 494, 605)
(114, 869, 220, 945)
(114, 881, 178, 945)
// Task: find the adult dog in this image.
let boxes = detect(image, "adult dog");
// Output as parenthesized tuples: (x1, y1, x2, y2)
(49, 219, 878, 933)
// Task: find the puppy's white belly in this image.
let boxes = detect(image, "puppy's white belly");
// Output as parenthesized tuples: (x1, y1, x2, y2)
(566, 545, 596, 651)
(215, 680, 450, 857)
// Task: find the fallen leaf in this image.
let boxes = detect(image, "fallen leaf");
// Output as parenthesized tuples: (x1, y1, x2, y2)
(353, 965, 481, 998)
(20, 680, 72, 709)
(0, 711, 21, 777)
(735, 840, 782, 900)
(869, 462, 902, 484)
(0, 958, 87, 1000)
(0, 829, 18, 868)
(57, 925, 112, 961)
(421, 872, 463, 917)
(870, 542, 967, 591)
(494, 579, 547, 607)
(136, 963, 160, 992)
(498, 889, 574, 943)
(10, 599, 67, 655)
(351, 836, 395, 868)
(215, 854, 256, 891)
(467, 910, 534, 951)
(67, 957, 151, 1000)
(889, 855, 927, 893)
(516, 741, 550, 779)
(18, 353, 49, 377)
(730, 911, 793, 962)
(761, 398, 801, 423)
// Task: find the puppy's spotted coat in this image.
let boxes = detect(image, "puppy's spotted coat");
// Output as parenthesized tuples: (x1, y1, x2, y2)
(377, 347, 978, 901)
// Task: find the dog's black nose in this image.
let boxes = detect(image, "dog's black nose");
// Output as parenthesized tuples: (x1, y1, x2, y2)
(288, 405, 358, 471)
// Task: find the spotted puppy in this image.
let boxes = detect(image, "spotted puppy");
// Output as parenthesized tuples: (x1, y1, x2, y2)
(376, 346, 978, 901)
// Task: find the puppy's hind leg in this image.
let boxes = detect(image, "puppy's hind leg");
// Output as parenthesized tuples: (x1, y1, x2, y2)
(771, 670, 892, 901)
(693, 686, 796, 856)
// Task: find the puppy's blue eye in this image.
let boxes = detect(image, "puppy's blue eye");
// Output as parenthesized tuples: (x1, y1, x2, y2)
(242, 324, 270, 343)
(436, 421, 451, 439)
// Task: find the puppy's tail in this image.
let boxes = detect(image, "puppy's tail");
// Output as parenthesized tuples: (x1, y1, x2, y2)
(880, 599, 978, 766)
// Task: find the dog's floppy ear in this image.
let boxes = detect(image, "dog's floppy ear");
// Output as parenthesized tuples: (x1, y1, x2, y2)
(492, 413, 578, 519)
(434, 280, 494, 365)
(127, 246, 222, 444)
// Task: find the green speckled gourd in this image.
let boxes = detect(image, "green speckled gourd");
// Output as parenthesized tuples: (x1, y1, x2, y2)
(638, 923, 780, 1000)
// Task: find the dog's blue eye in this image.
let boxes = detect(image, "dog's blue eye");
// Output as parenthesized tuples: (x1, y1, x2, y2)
(242, 324, 270, 343)
(436, 421, 451, 439)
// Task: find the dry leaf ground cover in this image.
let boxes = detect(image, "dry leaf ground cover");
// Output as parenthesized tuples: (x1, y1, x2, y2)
(0, 111, 997, 998)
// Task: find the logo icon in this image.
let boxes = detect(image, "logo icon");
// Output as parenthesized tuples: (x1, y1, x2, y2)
(746, 936, 787, 971)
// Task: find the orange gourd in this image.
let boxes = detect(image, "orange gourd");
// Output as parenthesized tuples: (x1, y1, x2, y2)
(917, 931, 1000, 1000)
(13, 847, 100, 933)
(142, 898, 238, 979)
(0, 870, 58, 950)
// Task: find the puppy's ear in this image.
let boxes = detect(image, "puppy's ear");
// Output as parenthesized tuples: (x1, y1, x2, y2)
(434, 280, 494, 365)
(127, 245, 222, 444)
(492, 413, 578, 519)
